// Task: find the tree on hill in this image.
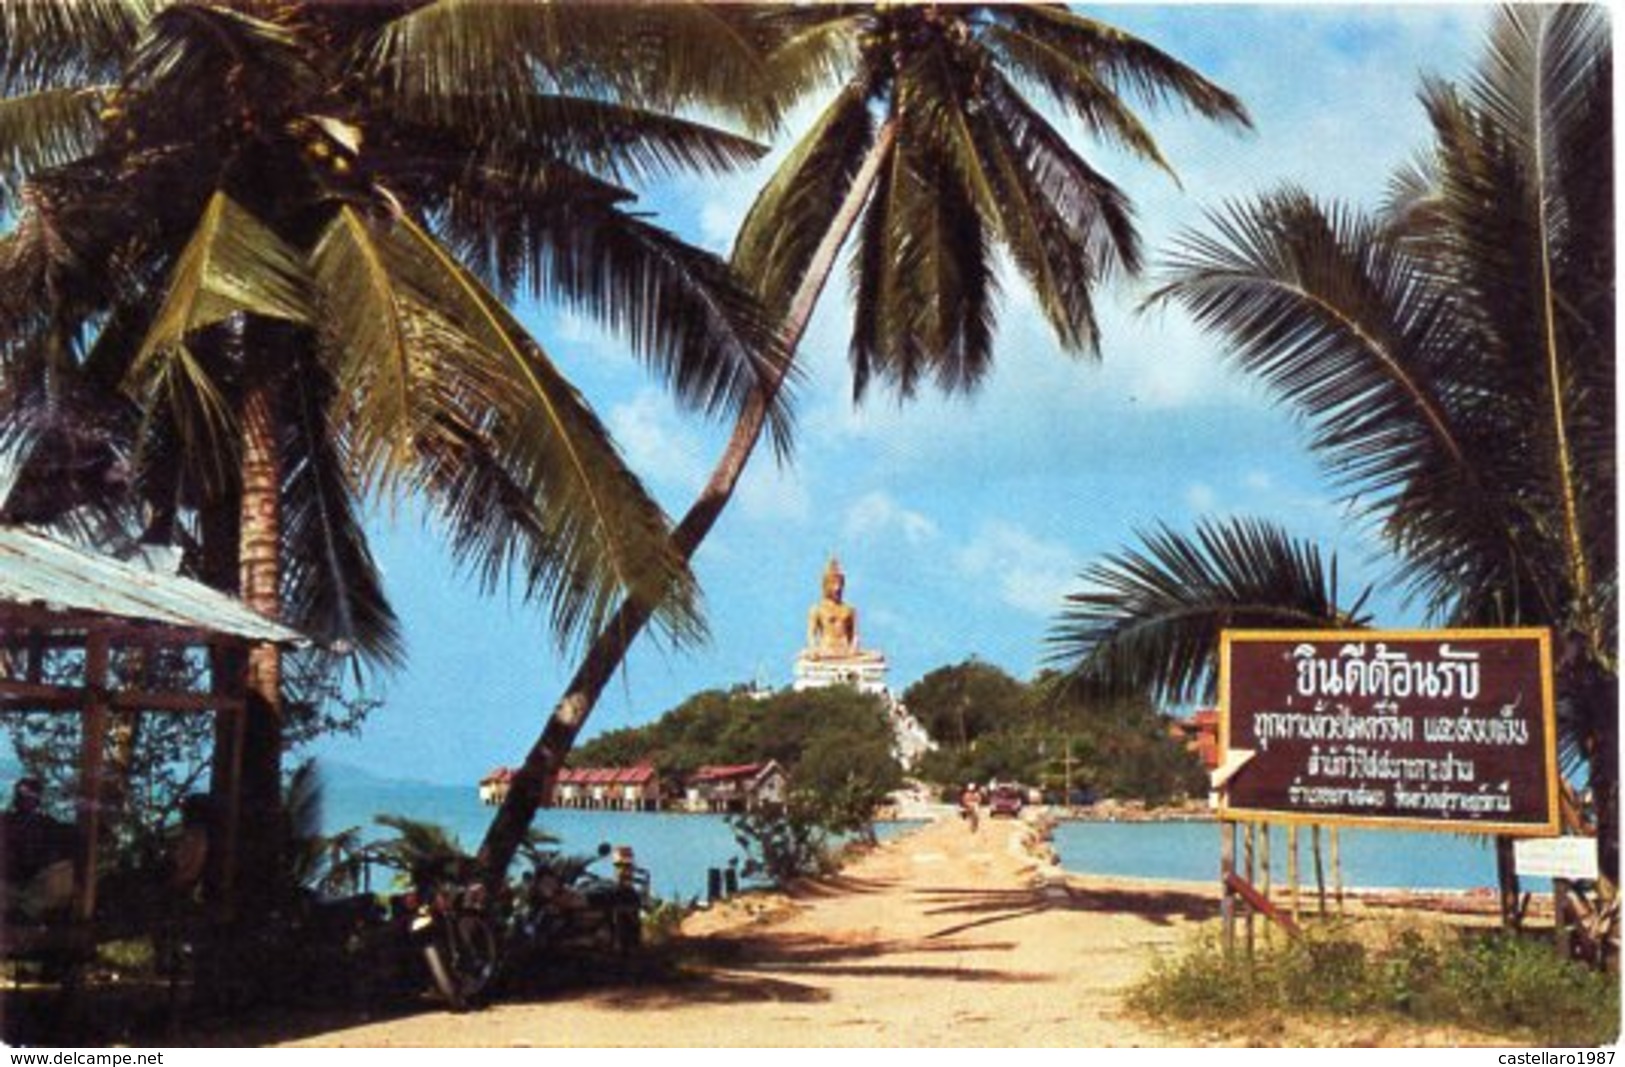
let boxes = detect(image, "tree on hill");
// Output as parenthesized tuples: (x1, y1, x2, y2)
(903, 659, 1029, 749)
(901, 661, 1204, 803)
(570, 683, 902, 841)
(571, 685, 900, 809)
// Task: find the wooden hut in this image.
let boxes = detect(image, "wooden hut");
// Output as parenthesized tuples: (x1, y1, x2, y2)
(684, 761, 787, 814)
(549, 765, 661, 811)
(0, 525, 307, 944)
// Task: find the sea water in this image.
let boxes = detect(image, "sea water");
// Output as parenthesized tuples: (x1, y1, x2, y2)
(319, 773, 920, 902)
(319, 771, 1499, 897)
(1050, 819, 1499, 891)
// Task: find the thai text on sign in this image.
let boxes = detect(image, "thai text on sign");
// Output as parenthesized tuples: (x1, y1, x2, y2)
(1218, 629, 1558, 835)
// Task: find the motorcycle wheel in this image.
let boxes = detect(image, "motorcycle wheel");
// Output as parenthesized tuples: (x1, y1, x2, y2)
(423, 913, 500, 1012)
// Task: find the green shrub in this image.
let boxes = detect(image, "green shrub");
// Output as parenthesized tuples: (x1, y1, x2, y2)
(1130, 923, 1620, 1046)
(641, 898, 690, 946)
(1433, 932, 1619, 1043)
(727, 806, 835, 883)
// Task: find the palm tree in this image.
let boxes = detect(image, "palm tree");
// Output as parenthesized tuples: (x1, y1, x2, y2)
(1051, 6, 1614, 880)
(0, 0, 787, 901)
(477, 3, 1251, 881)
(1050, 518, 1372, 705)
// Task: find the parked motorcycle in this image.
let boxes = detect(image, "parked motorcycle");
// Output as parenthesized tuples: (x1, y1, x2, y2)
(410, 874, 502, 1012)
(366, 817, 504, 1011)
(508, 843, 649, 960)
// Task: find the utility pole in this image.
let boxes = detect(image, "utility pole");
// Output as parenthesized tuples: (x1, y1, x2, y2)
(1046, 736, 1080, 803)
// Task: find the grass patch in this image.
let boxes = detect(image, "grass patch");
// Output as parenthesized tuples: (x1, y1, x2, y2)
(1129, 921, 1620, 1047)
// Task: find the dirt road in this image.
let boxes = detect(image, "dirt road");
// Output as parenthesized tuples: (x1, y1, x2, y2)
(275, 815, 1217, 1047)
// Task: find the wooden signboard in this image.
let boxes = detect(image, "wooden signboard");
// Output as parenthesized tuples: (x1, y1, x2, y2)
(1218, 629, 1558, 836)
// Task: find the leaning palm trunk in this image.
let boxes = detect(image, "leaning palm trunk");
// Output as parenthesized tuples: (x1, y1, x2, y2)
(475, 121, 900, 884)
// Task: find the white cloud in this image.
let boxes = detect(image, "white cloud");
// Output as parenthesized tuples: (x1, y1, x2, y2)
(736, 460, 811, 524)
(1186, 482, 1219, 513)
(607, 389, 706, 494)
(698, 200, 746, 254)
(955, 521, 1081, 618)
(843, 491, 939, 547)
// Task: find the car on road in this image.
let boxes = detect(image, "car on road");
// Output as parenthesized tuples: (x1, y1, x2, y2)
(988, 784, 1025, 818)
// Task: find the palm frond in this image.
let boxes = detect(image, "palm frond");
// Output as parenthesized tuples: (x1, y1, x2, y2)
(414, 162, 793, 453)
(1469, 4, 1608, 189)
(124, 3, 319, 130)
(280, 358, 404, 668)
(734, 82, 875, 320)
(1379, 150, 1443, 239)
(384, 92, 766, 186)
(323, 210, 703, 650)
(0, 358, 136, 536)
(753, 6, 865, 112)
(0, 0, 153, 94)
(311, 207, 420, 485)
(130, 191, 312, 415)
(372, 813, 470, 887)
(848, 131, 996, 400)
(966, 77, 1108, 355)
(981, 22, 1177, 180)
(1048, 517, 1370, 704)
(994, 5, 1251, 129)
(1149, 188, 1568, 625)
(0, 191, 74, 341)
(369, 0, 785, 136)
(846, 123, 907, 401)
(0, 87, 107, 207)
(124, 193, 312, 491)
(1150, 190, 1462, 499)
(904, 149, 997, 396)
(1431, 5, 1613, 657)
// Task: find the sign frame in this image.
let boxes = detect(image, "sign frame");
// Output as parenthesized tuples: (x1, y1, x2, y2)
(1217, 627, 1559, 837)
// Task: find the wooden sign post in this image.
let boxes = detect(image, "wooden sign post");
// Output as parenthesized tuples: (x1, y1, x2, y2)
(1215, 628, 1561, 954)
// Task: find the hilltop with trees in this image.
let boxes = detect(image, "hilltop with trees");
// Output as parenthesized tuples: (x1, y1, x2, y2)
(574, 662, 1206, 810)
(902, 661, 1206, 805)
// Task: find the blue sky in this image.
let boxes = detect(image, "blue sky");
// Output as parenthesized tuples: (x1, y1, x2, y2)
(316, 5, 1494, 785)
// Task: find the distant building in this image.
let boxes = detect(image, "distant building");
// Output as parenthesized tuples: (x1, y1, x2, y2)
(1169, 708, 1221, 770)
(479, 767, 514, 806)
(551, 764, 662, 811)
(684, 761, 787, 814)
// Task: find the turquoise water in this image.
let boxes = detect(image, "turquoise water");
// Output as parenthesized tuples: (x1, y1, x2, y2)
(319, 772, 1499, 896)
(320, 774, 918, 902)
(324, 780, 751, 901)
(1050, 820, 1499, 891)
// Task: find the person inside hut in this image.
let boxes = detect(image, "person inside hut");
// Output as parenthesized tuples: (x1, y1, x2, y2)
(169, 793, 211, 901)
(0, 777, 79, 922)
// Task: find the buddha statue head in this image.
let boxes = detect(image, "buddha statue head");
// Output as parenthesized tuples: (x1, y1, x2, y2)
(821, 557, 846, 603)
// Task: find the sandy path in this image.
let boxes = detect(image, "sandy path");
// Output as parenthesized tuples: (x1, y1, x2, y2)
(277, 816, 1218, 1047)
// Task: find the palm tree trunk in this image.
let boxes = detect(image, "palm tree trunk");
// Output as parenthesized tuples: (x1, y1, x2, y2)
(475, 119, 901, 884)
(237, 376, 284, 908)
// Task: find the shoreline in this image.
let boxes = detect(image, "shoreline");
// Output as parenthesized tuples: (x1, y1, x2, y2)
(1020, 813, 1513, 916)
(175, 810, 1531, 1046)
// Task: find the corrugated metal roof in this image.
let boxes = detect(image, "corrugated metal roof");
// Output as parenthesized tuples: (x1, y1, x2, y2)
(556, 765, 658, 786)
(690, 763, 768, 783)
(0, 525, 306, 644)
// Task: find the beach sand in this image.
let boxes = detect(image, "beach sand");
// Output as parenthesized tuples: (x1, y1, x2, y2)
(161, 813, 1518, 1047)
(269, 813, 1199, 1047)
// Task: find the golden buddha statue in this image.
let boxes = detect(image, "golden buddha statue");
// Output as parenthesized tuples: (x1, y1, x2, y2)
(805, 557, 882, 662)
